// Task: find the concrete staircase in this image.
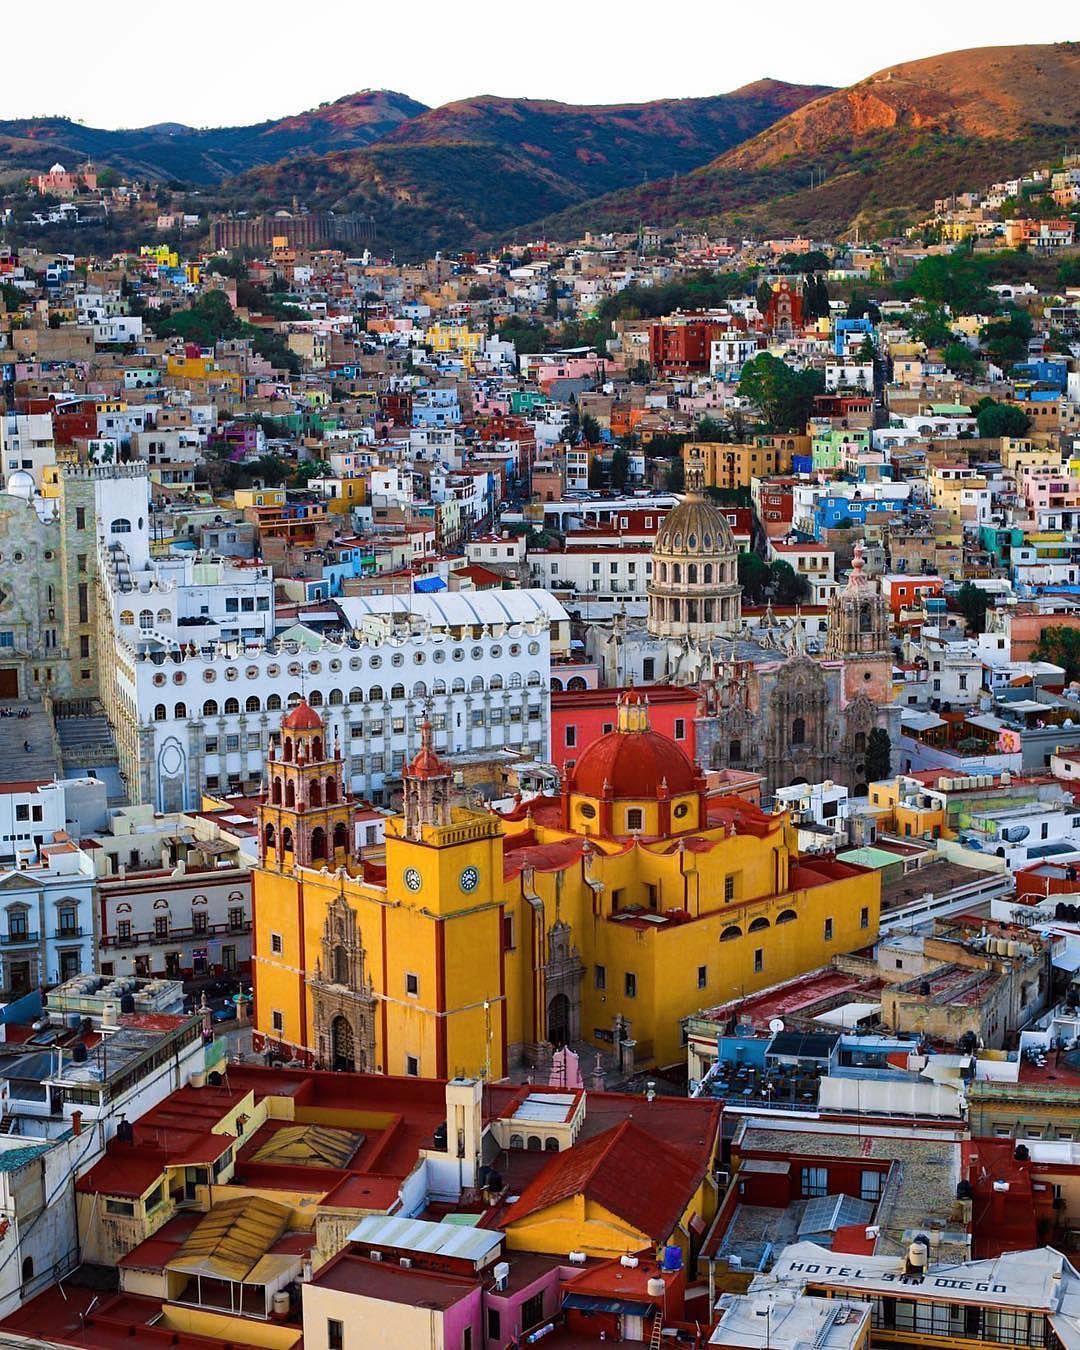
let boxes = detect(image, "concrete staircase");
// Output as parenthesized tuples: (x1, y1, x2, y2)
(56, 702, 119, 775)
(0, 701, 61, 784)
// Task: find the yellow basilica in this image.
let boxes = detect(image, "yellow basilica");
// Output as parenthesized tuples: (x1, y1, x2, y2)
(251, 695, 881, 1078)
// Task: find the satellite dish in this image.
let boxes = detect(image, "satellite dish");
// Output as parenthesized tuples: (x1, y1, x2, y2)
(769, 1018, 785, 1034)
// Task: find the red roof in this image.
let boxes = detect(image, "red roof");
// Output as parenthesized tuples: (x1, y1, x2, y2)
(499, 1119, 702, 1241)
(281, 699, 323, 731)
(570, 721, 698, 802)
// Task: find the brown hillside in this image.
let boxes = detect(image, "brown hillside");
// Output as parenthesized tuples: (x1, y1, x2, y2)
(718, 43, 1080, 170)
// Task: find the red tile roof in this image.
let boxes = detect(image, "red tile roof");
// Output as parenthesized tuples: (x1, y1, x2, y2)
(499, 1119, 703, 1241)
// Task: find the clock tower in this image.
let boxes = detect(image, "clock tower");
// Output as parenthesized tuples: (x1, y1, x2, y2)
(383, 716, 507, 1077)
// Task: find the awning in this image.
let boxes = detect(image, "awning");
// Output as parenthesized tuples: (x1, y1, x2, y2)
(899, 711, 945, 732)
(562, 1294, 653, 1316)
(1053, 940, 1080, 974)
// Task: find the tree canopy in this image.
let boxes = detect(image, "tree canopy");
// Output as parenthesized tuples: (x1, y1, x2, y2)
(738, 353, 824, 433)
(974, 398, 1031, 439)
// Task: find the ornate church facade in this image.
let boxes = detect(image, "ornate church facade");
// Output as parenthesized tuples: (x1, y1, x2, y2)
(586, 485, 900, 795)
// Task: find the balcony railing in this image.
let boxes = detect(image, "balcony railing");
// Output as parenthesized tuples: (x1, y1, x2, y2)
(104, 921, 252, 949)
(55, 927, 84, 940)
(1, 931, 39, 946)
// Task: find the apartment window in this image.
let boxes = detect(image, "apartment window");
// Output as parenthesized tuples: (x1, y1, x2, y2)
(327, 1319, 344, 1350)
(698, 965, 707, 990)
(724, 874, 735, 903)
(406, 1055, 419, 1077)
(228, 907, 244, 930)
(564, 725, 576, 748)
(625, 972, 637, 999)
(76, 508, 86, 530)
(860, 1170, 882, 1203)
(117, 920, 131, 941)
(271, 1010, 284, 1034)
(860, 906, 869, 929)
(824, 917, 834, 941)
(595, 964, 606, 991)
(78, 583, 88, 624)
(626, 808, 643, 832)
(801, 1167, 828, 1198)
(154, 916, 168, 939)
(674, 718, 685, 740)
(754, 948, 764, 973)
(105, 1199, 135, 1217)
(487, 1308, 501, 1342)
(14, 804, 28, 822)
(405, 972, 419, 997)
(271, 932, 283, 955)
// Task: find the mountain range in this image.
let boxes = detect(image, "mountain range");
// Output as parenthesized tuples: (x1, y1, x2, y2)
(3, 43, 1079, 254)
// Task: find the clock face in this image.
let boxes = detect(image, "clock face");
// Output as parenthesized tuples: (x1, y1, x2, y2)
(403, 867, 422, 893)
(459, 866, 480, 894)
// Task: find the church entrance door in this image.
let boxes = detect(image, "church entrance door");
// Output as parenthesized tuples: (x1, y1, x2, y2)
(331, 1015, 355, 1072)
(548, 993, 570, 1047)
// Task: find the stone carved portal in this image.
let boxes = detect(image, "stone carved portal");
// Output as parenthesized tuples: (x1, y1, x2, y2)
(545, 921, 584, 1048)
(310, 892, 376, 1072)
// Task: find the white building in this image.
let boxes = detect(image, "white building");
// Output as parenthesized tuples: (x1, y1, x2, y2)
(0, 776, 108, 867)
(106, 581, 565, 811)
(0, 839, 97, 996)
(2, 412, 56, 488)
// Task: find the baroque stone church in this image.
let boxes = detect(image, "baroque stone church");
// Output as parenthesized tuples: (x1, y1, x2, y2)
(586, 470, 900, 795)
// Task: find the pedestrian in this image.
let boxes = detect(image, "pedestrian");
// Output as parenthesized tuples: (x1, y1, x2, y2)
(23, 740, 30, 754)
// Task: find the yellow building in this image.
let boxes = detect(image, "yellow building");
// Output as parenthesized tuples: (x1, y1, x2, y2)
(683, 440, 793, 490)
(252, 696, 881, 1078)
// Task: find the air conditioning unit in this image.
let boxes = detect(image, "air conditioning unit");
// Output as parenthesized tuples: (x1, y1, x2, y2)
(369, 1250, 382, 1262)
(400, 1257, 412, 1268)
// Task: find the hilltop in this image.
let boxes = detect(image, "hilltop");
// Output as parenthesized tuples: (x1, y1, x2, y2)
(531, 42, 1080, 241)
(214, 82, 828, 255)
(0, 90, 428, 185)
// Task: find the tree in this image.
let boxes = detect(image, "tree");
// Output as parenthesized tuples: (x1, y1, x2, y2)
(955, 582, 990, 634)
(1032, 626, 1080, 683)
(979, 305, 1033, 367)
(738, 550, 770, 602)
(942, 341, 978, 375)
(664, 458, 685, 491)
(581, 413, 600, 444)
(756, 280, 773, 316)
(694, 415, 726, 442)
(610, 447, 629, 489)
(768, 559, 810, 604)
(865, 728, 892, 784)
(975, 399, 1030, 439)
(738, 353, 824, 433)
(905, 251, 994, 315)
(588, 455, 604, 490)
(546, 279, 559, 319)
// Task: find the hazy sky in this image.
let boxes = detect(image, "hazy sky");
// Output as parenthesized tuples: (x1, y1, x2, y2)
(6, 0, 1076, 127)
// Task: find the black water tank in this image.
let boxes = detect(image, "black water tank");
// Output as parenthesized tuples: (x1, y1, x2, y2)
(116, 1118, 134, 1143)
(72, 1043, 88, 1064)
(119, 994, 136, 1014)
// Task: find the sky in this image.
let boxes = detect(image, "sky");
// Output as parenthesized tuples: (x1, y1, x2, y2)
(5, 0, 1077, 128)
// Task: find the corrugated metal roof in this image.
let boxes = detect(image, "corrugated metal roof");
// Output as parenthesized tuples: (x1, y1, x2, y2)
(337, 589, 569, 630)
(167, 1196, 291, 1283)
(251, 1124, 363, 1169)
(346, 1213, 503, 1265)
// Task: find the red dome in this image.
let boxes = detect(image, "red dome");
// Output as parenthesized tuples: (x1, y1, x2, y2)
(281, 699, 323, 731)
(571, 725, 698, 800)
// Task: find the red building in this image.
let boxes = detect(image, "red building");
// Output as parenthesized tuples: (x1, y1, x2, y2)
(763, 279, 805, 333)
(648, 318, 726, 374)
(550, 685, 700, 773)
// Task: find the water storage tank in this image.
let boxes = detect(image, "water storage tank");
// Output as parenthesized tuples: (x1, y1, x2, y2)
(647, 1277, 666, 1298)
(1008, 940, 1019, 958)
(271, 1291, 291, 1318)
(662, 1245, 682, 1272)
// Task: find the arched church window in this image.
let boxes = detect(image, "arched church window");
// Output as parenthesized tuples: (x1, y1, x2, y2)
(860, 604, 873, 632)
(729, 739, 741, 761)
(854, 731, 866, 753)
(791, 717, 806, 745)
(333, 945, 349, 985)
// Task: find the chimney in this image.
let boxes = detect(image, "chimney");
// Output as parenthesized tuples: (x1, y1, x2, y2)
(71, 1110, 82, 1137)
